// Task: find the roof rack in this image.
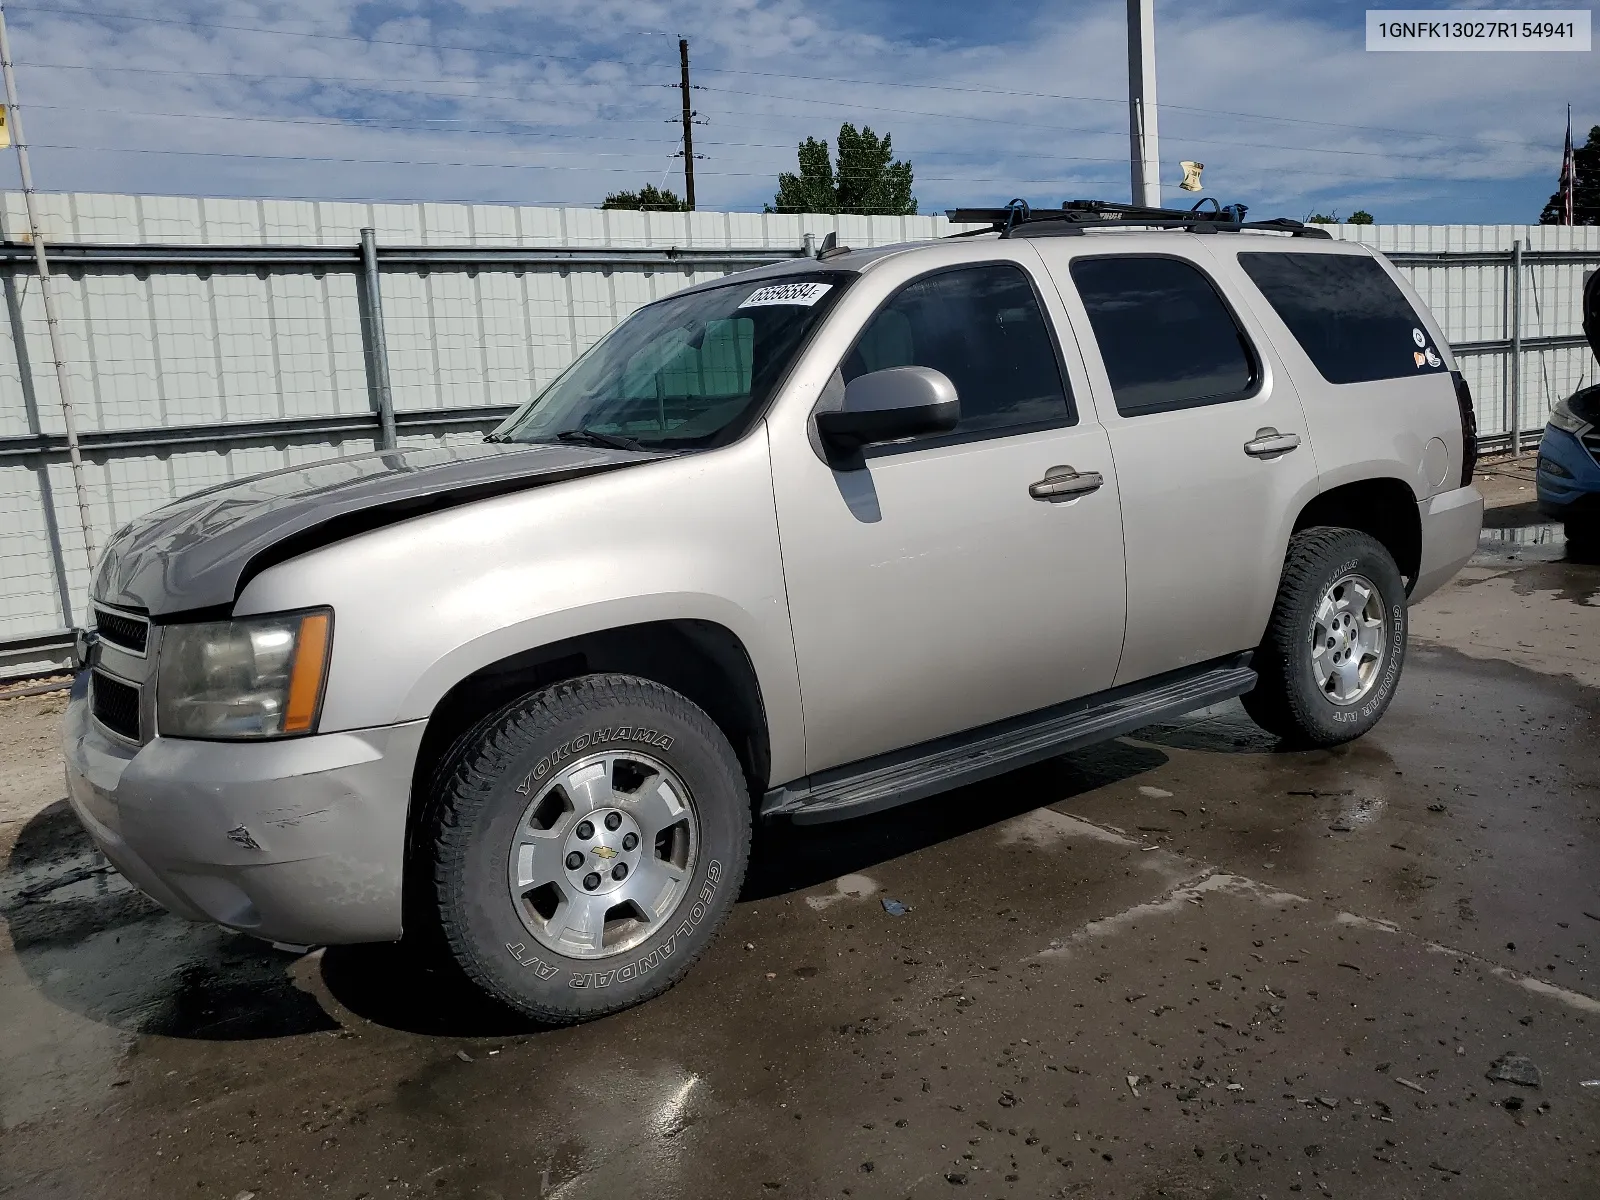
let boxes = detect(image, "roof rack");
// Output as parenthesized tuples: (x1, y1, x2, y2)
(944, 198, 1333, 240)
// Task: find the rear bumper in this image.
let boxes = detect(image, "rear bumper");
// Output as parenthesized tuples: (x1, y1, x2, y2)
(62, 675, 425, 945)
(1410, 484, 1483, 605)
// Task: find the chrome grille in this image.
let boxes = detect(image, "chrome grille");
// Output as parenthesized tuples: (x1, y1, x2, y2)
(90, 671, 141, 741)
(94, 606, 149, 656)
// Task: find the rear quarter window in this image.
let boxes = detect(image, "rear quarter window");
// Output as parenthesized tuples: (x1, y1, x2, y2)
(1237, 252, 1447, 385)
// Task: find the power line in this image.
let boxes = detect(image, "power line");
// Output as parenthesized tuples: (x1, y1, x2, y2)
(17, 139, 1530, 190)
(14, 139, 1155, 184)
(8, 10, 1555, 152)
(10, 98, 1550, 181)
(692, 66, 1549, 151)
(10, 2, 667, 69)
(693, 86, 1550, 163)
(15, 59, 668, 107)
(19, 100, 687, 149)
(0, 98, 1153, 174)
(23, 84, 1543, 175)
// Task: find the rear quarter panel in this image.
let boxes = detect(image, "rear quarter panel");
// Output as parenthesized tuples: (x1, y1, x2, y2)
(1219, 242, 1464, 503)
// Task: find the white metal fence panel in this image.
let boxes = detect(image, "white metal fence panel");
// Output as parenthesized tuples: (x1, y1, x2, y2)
(1, 193, 1598, 677)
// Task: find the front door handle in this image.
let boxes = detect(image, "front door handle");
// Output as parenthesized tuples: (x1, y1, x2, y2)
(1243, 428, 1301, 458)
(1029, 466, 1104, 502)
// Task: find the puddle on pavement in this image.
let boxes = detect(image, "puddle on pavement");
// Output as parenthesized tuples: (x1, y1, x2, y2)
(1470, 514, 1600, 603)
(2, 801, 338, 1042)
(1476, 520, 1568, 563)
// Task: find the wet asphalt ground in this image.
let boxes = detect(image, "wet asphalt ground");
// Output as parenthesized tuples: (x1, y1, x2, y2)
(3, 480, 1599, 1199)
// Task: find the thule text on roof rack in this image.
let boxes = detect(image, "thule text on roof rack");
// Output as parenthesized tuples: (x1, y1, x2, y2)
(943, 197, 1333, 240)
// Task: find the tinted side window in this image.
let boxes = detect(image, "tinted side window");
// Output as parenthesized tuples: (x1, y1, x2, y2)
(1069, 256, 1257, 417)
(1238, 252, 1447, 384)
(842, 264, 1072, 437)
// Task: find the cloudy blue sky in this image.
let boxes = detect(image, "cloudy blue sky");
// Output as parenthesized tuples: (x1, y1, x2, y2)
(0, 0, 1593, 223)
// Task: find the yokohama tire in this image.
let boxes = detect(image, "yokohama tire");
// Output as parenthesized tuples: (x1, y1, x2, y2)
(1242, 527, 1408, 748)
(428, 674, 751, 1023)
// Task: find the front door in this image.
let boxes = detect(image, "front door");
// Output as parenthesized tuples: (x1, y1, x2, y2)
(769, 254, 1128, 774)
(1036, 244, 1321, 686)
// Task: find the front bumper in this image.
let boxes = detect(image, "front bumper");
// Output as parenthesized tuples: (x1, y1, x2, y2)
(1535, 426, 1600, 524)
(1409, 484, 1483, 605)
(63, 675, 426, 945)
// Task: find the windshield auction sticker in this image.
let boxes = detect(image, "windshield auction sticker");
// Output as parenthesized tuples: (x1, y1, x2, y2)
(739, 281, 834, 308)
(1367, 10, 1590, 50)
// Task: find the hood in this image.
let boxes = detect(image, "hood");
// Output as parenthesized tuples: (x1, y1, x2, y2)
(93, 440, 666, 617)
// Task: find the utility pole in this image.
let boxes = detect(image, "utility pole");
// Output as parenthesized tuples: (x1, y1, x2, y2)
(1126, 0, 1161, 207)
(678, 38, 696, 210)
(0, 3, 97, 576)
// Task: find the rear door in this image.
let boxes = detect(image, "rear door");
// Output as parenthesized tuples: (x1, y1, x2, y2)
(1034, 241, 1320, 686)
(1229, 246, 1460, 504)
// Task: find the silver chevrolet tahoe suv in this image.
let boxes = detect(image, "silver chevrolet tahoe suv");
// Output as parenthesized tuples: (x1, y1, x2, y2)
(64, 205, 1484, 1022)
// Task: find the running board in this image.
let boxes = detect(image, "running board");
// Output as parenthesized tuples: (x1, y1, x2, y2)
(762, 657, 1256, 824)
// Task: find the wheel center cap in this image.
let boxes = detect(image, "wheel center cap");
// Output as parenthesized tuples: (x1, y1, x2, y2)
(563, 807, 644, 897)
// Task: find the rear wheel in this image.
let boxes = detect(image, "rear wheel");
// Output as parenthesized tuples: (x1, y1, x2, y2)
(428, 674, 750, 1023)
(1242, 527, 1407, 747)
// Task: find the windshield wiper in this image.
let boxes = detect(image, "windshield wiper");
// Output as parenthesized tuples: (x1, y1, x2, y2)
(554, 428, 649, 452)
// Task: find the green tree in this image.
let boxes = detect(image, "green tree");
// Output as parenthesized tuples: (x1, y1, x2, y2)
(1307, 212, 1338, 224)
(1347, 210, 1375, 225)
(601, 184, 690, 212)
(1540, 123, 1600, 224)
(770, 124, 916, 215)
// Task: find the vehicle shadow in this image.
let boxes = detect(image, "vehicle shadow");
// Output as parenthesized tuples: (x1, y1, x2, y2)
(742, 737, 1169, 900)
(1126, 697, 1288, 755)
(1, 800, 338, 1041)
(2, 736, 1179, 1041)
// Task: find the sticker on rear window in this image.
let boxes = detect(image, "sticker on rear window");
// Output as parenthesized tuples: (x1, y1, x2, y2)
(1413, 351, 1427, 368)
(1424, 347, 1441, 367)
(740, 281, 833, 308)
(1412, 327, 1427, 348)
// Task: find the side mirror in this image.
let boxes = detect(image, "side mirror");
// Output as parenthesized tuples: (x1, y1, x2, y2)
(816, 366, 960, 454)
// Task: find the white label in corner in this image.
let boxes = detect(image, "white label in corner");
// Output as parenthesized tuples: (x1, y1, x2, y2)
(739, 281, 833, 309)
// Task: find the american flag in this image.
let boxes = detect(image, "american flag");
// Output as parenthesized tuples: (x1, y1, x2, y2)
(1559, 106, 1575, 226)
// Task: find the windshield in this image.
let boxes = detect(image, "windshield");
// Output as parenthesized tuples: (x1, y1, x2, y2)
(492, 272, 852, 450)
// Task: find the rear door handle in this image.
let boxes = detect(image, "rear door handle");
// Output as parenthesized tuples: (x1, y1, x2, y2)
(1243, 428, 1301, 458)
(1029, 466, 1104, 502)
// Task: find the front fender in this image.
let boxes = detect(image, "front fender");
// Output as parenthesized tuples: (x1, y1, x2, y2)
(233, 432, 806, 784)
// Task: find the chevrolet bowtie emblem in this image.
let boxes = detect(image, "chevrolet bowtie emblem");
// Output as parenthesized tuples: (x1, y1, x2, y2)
(592, 845, 619, 860)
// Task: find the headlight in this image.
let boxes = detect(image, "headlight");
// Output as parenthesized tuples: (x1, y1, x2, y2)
(157, 610, 332, 739)
(1548, 398, 1591, 436)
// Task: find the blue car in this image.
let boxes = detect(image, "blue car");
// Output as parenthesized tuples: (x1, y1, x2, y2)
(1536, 270, 1600, 549)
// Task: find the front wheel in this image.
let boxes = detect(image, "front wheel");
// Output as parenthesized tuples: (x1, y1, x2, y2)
(1242, 527, 1407, 747)
(428, 674, 751, 1023)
